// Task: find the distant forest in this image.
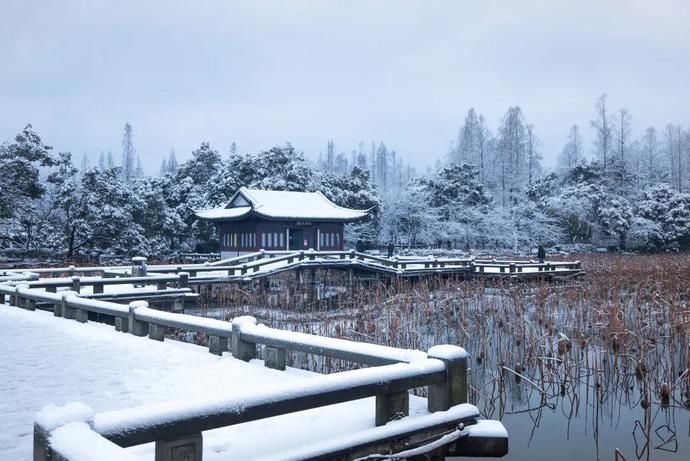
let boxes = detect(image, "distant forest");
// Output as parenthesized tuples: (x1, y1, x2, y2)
(1, 94, 689, 260)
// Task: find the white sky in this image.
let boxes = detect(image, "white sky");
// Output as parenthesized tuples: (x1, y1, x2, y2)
(1, 0, 689, 173)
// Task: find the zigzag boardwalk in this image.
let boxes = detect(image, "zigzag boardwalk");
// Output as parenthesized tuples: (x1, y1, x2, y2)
(0, 257, 511, 461)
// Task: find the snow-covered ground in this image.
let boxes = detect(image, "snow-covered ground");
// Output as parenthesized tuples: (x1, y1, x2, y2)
(0, 304, 437, 460)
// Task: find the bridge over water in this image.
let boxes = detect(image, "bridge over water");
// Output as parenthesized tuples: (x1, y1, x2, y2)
(0, 259, 510, 461)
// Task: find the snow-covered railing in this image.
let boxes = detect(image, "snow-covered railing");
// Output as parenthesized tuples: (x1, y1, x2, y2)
(33, 346, 495, 461)
(20, 273, 188, 293)
(0, 272, 510, 459)
(232, 316, 427, 367)
(177, 251, 220, 260)
(7, 253, 582, 289)
(0, 270, 39, 282)
(472, 260, 582, 274)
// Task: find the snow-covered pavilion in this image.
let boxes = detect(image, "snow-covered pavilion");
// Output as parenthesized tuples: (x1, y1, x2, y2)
(197, 187, 369, 258)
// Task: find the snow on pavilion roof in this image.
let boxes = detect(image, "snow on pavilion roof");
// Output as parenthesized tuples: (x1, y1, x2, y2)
(196, 187, 369, 222)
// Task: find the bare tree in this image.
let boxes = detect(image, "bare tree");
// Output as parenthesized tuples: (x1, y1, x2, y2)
(591, 93, 614, 170)
(639, 127, 660, 185)
(615, 108, 632, 165)
(558, 125, 582, 170)
(664, 123, 683, 192)
(476, 115, 490, 185)
(526, 124, 542, 187)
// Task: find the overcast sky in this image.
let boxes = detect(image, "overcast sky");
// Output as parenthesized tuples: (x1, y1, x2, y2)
(2, 0, 689, 174)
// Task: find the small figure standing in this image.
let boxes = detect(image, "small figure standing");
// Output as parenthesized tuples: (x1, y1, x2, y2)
(356, 238, 365, 253)
(537, 244, 546, 264)
(387, 241, 395, 258)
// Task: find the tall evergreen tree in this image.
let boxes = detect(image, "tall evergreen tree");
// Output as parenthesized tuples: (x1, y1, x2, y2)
(167, 148, 178, 174)
(496, 106, 527, 207)
(121, 123, 136, 182)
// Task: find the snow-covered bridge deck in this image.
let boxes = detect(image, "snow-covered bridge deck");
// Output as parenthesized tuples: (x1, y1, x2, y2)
(3, 250, 582, 286)
(0, 287, 508, 460)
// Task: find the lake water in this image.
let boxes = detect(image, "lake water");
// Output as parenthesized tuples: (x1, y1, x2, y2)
(202, 257, 690, 460)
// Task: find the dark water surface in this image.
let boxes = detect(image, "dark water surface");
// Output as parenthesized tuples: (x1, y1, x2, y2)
(463, 365, 690, 461)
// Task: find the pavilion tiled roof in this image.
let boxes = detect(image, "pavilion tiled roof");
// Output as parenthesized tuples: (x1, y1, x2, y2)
(196, 187, 369, 222)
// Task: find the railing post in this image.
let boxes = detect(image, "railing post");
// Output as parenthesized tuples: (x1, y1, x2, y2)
(375, 391, 409, 426)
(0, 292, 5, 305)
(11, 285, 23, 307)
(70, 276, 81, 294)
(131, 256, 148, 277)
(75, 306, 88, 323)
(149, 322, 165, 341)
(427, 345, 468, 412)
(231, 316, 257, 361)
(264, 346, 286, 370)
(25, 298, 36, 311)
(128, 301, 149, 337)
(115, 314, 129, 333)
(155, 433, 203, 461)
(33, 421, 52, 461)
(61, 292, 77, 320)
(177, 272, 189, 289)
(208, 335, 228, 356)
(93, 282, 104, 294)
(34, 402, 95, 461)
(509, 263, 515, 273)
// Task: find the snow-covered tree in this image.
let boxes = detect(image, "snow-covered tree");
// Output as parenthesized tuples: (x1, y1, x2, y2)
(121, 123, 136, 183)
(0, 125, 55, 219)
(558, 125, 583, 171)
(636, 183, 690, 249)
(495, 106, 527, 208)
(591, 93, 614, 170)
